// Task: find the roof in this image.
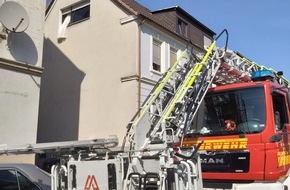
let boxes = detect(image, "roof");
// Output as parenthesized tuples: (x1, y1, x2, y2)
(151, 6, 215, 35)
(46, 0, 215, 40)
(114, 0, 215, 36)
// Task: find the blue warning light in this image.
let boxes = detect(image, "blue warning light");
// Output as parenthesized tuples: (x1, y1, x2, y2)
(251, 70, 275, 81)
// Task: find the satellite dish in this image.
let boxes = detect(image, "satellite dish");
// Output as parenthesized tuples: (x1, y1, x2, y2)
(0, 1, 29, 33)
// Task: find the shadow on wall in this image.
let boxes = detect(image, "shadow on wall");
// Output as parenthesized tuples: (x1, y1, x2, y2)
(7, 32, 38, 65)
(37, 37, 85, 143)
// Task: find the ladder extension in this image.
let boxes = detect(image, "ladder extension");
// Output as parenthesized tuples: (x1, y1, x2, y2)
(0, 137, 118, 155)
(234, 51, 290, 88)
(124, 29, 289, 152)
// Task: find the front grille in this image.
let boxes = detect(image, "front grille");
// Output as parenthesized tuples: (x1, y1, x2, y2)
(200, 150, 250, 173)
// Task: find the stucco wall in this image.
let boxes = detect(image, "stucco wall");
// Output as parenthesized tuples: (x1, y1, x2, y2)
(0, 69, 41, 163)
(38, 0, 139, 144)
(0, 0, 45, 163)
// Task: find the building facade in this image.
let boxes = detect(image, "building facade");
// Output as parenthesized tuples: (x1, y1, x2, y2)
(38, 0, 214, 148)
(0, 0, 45, 162)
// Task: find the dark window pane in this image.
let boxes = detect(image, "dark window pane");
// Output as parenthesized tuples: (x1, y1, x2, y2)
(17, 172, 40, 190)
(62, 5, 90, 25)
(177, 19, 187, 37)
(187, 87, 266, 136)
(0, 170, 19, 190)
(71, 5, 90, 23)
(153, 63, 161, 71)
(272, 92, 288, 130)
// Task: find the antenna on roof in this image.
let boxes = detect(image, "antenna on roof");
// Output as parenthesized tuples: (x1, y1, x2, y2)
(0, 1, 29, 39)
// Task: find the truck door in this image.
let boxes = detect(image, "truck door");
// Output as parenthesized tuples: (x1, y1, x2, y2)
(267, 90, 290, 179)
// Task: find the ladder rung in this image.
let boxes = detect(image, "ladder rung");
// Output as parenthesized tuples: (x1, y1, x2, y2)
(161, 88, 174, 95)
(147, 111, 162, 117)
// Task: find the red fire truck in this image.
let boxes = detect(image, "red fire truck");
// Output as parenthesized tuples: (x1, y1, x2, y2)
(182, 69, 290, 188)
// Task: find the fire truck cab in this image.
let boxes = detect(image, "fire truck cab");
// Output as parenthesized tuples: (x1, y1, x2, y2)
(183, 70, 290, 188)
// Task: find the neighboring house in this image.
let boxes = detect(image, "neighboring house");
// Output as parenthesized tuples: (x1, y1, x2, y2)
(38, 0, 214, 148)
(0, 0, 45, 163)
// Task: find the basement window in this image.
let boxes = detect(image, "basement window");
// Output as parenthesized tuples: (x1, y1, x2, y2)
(62, 0, 90, 26)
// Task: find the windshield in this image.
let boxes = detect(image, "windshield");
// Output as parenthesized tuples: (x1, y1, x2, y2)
(186, 87, 266, 136)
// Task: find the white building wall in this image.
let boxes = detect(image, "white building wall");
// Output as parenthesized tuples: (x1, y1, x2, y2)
(139, 24, 187, 103)
(0, 0, 45, 163)
(38, 0, 139, 144)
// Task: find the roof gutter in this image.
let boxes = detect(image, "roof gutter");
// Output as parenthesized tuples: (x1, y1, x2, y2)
(45, 0, 57, 20)
(120, 15, 138, 25)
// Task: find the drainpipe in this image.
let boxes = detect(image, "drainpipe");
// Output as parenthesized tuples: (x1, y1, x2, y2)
(137, 18, 146, 113)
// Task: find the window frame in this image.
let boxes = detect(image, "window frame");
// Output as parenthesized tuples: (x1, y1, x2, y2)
(61, 0, 90, 26)
(177, 18, 188, 38)
(187, 87, 267, 136)
(169, 46, 178, 67)
(151, 38, 163, 74)
(272, 91, 288, 130)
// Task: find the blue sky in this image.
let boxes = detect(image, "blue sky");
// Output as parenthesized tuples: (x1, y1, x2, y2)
(45, 0, 290, 79)
(136, 0, 290, 80)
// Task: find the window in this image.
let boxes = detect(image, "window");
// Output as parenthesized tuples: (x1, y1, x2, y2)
(152, 39, 162, 72)
(0, 169, 39, 190)
(0, 170, 18, 190)
(62, 0, 90, 26)
(177, 18, 188, 37)
(170, 47, 178, 67)
(187, 87, 266, 136)
(58, 0, 90, 39)
(272, 92, 288, 130)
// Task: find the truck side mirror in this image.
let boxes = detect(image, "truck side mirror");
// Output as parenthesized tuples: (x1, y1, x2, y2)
(270, 133, 282, 142)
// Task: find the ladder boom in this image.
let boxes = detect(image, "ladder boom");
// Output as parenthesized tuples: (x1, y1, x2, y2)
(0, 137, 118, 155)
(124, 30, 290, 153)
